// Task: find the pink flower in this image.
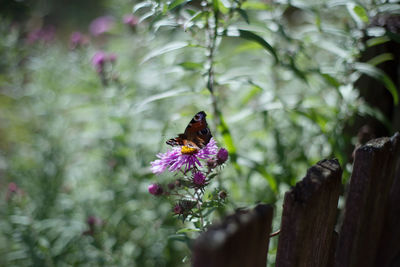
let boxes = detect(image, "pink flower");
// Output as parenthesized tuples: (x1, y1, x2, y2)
(193, 172, 206, 186)
(89, 16, 114, 36)
(92, 51, 107, 72)
(150, 138, 218, 174)
(69, 31, 89, 49)
(6, 182, 23, 201)
(107, 53, 117, 62)
(91, 51, 117, 73)
(148, 183, 163, 196)
(26, 26, 55, 44)
(123, 14, 139, 27)
(87, 215, 101, 226)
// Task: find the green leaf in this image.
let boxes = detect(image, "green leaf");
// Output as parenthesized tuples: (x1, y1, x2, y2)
(133, 2, 153, 13)
(358, 104, 392, 131)
(241, 84, 262, 105)
(367, 53, 394, 66)
(241, 2, 271, 10)
(288, 56, 307, 83)
(184, 11, 206, 30)
(225, 28, 278, 63)
(218, 0, 230, 14)
(176, 228, 201, 234)
(166, 0, 188, 12)
(354, 63, 399, 105)
(386, 31, 400, 44)
(237, 8, 250, 24)
(255, 165, 278, 194)
(137, 88, 189, 110)
(212, 0, 219, 13)
(321, 73, 341, 88)
(141, 42, 188, 63)
(353, 5, 369, 23)
(347, 3, 368, 26)
(179, 61, 204, 71)
(366, 36, 390, 47)
(217, 113, 241, 173)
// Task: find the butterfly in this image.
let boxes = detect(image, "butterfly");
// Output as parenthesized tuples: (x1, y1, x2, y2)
(166, 111, 212, 150)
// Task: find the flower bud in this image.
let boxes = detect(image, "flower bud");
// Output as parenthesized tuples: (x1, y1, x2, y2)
(167, 183, 175, 190)
(173, 204, 183, 214)
(216, 148, 228, 164)
(148, 183, 163, 196)
(123, 14, 139, 27)
(218, 190, 227, 199)
(175, 179, 182, 187)
(193, 172, 206, 186)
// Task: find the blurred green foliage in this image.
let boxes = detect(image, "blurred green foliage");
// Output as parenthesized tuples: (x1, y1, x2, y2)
(0, 0, 398, 266)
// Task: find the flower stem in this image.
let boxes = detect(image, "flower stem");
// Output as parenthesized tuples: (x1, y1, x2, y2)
(206, 7, 221, 128)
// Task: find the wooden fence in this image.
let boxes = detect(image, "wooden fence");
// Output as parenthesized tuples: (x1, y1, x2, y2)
(192, 132, 400, 267)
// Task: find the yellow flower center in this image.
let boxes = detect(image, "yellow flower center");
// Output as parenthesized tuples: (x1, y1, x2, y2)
(181, 146, 198, 155)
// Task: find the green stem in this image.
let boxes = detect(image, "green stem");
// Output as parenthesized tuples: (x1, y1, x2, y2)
(206, 7, 221, 127)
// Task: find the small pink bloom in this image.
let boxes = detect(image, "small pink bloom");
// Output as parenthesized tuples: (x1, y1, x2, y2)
(69, 31, 89, 49)
(89, 16, 114, 36)
(91, 51, 106, 72)
(123, 14, 139, 27)
(87, 215, 101, 226)
(26, 26, 55, 44)
(6, 182, 22, 201)
(107, 53, 117, 62)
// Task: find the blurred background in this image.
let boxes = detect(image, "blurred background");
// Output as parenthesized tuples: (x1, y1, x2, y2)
(0, 0, 399, 266)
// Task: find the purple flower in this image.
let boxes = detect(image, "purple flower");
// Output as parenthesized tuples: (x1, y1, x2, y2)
(87, 215, 101, 226)
(69, 31, 89, 49)
(26, 26, 55, 44)
(148, 183, 163, 196)
(6, 182, 23, 201)
(107, 53, 117, 62)
(123, 14, 139, 27)
(84, 215, 102, 236)
(89, 16, 114, 36)
(92, 51, 107, 72)
(193, 172, 206, 186)
(150, 138, 218, 174)
(91, 51, 117, 73)
(216, 148, 229, 164)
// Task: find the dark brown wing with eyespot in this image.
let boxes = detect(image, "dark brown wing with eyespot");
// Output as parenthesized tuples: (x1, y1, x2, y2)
(166, 111, 212, 149)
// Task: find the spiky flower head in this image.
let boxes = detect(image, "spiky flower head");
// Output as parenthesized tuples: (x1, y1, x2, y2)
(150, 138, 218, 174)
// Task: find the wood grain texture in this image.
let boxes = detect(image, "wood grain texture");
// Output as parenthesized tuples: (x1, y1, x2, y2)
(192, 204, 273, 267)
(275, 159, 342, 267)
(334, 132, 400, 267)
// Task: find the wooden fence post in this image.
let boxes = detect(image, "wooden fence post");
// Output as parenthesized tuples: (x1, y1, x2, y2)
(334, 133, 400, 267)
(192, 204, 273, 267)
(376, 152, 400, 267)
(275, 159, 342, 267)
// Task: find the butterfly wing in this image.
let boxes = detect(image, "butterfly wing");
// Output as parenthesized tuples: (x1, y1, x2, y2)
(166, 111, 212, 149)
(166, 134, 186, 147)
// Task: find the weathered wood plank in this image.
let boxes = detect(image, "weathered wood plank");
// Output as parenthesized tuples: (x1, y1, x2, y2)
(334, 132, 400, 267)
(276, 159, 342, 267)
(376, 154, 400, 267)
(192, 204, 273, 267)
(374, 132, 400, 267)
